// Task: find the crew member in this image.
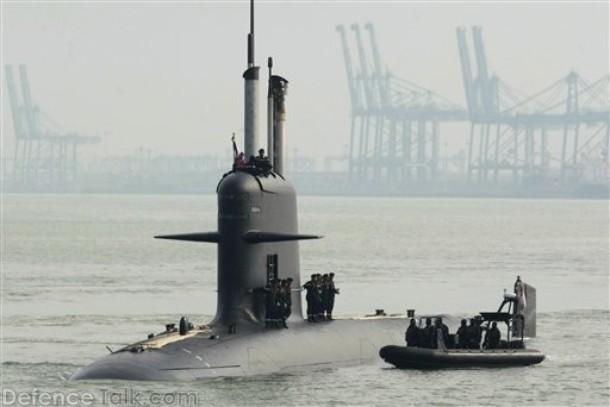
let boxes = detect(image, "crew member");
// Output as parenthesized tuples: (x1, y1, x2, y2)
(269, 280, 281, 328)
(468, 318, 482, 349)
(485, 321, 501, 349)
(434, 317, 449, 348)
(405, 318, 420, 347)
(325, 272, 339, 320)
(315, 274, 324, 321)
(231, 134, 246, 170)
(303, 274, 317, 322)
(321, 274, 329, 319)
(422, 317, 435, 348)
(254, 148, 272, 174)
(456, 319, 470, 349)
(282, 278, 293, 327)
(236, 152, 246, 167)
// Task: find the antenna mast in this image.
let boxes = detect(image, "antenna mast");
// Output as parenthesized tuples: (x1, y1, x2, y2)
(248, 0, 254, 67)
(243, 0, 259, 157)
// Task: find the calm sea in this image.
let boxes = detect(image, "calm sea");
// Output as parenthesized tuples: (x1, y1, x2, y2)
(2, 193, 609, 406)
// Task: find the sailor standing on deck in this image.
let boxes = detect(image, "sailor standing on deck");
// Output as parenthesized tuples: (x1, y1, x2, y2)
(231, 134, 247, 170)
(281, 278, 293, 327)
(254, 148, 272, 175)
(325, 273, 339, 320)
(314, 274, 324, 321)
(303, 274, 317, 322)
(321, 274, 329, 319)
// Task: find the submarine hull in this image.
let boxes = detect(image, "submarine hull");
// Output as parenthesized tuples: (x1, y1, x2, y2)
(379, 345, 545, 369)
(71, 317, 406, 381)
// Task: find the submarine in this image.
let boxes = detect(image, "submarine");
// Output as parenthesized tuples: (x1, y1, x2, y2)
(71, 2, 537, 381)
(72, 1, 407, 381)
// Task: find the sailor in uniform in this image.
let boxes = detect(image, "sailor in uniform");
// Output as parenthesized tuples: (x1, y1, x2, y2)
(405, 318, 420, 347)
(303, 274, 317, 322)
(485, 321, 501, 349)
(423, 317, 435, 348)
(456, 319, 470, 349)
(325, 273, 339, 320)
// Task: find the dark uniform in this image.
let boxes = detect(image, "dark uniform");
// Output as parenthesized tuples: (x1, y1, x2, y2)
(405, 319, 420, 347)
(271, 281, 283, 327)
(314, 274, 324, 321)
(485, 322, 501, 349)
(422, 318, 435, 348)
(456, 319, 470, 349)
(326, 273, 339, 320)
(254, 149, 272, 175)
(303, 275, 317, 322)
(282, 278, 293, 327)
(321, 274, 329, 319)
(468, 318, 482, 349)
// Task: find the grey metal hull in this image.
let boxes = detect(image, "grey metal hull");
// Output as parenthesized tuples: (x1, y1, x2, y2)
(71, 317, 406, 381)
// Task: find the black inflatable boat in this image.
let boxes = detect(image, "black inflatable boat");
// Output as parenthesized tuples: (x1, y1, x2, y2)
(379, 344, 545, 368)
(380, 278, 545, 369)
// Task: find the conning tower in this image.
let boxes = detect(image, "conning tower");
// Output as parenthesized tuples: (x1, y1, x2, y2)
(156, 0, 319, 328)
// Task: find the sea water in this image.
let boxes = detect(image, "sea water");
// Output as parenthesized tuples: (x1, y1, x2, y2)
(2, 193, 608, 406)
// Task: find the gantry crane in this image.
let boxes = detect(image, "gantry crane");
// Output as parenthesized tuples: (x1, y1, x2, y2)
(4, 65, 100, 188)
(337, 23, 467, 189)
(456, 27, 609, 187)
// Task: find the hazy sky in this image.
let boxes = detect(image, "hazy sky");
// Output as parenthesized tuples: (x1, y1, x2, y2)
(2, 1, 608, 160)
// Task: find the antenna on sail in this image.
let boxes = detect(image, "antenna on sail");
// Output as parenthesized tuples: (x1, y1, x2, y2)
(243, 0, 259, 157)
(248, 0, 254, 67)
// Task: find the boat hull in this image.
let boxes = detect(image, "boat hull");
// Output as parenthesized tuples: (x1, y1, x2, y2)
(379, 345, 545, 369)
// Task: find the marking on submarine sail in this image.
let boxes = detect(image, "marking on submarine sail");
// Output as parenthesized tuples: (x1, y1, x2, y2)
(267, 254, 278, 283)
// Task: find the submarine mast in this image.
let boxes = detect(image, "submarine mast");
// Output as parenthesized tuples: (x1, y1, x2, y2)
(243, 0, 259, 157)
